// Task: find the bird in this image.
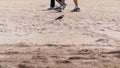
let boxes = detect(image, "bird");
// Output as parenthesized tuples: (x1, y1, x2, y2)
(55, 15, 64, 21)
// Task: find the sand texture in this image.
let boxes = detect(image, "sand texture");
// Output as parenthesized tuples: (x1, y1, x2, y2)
(0, 0, 120, 68)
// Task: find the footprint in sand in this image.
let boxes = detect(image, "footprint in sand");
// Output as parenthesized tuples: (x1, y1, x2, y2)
(32, 55, 47, 60)
(5, 51, 19, 55)
(115, 55, 120, 58)
(95, 38, 108, 43)
(102, 50, 120, 59)
(68, 56, 81, 60)
(18, 64, 37, 68)
(102, 50, 120, 54)
(18, 64, 30, 68)
(55, 60, 71, 64)
(78, 49, 93, 54)
(68, 56, 96, 60)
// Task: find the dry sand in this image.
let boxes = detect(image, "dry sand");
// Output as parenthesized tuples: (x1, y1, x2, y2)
(0, 0, 120, 68)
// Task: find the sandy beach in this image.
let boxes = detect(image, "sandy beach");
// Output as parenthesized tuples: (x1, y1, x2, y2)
(0, 0, 120, 68)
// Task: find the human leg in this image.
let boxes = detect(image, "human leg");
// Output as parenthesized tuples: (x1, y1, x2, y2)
(71, 0, 80, 12)
(50, 0, 55, 8)
(55, 0, 67, 10)
(48, 0, 55, 10)
(73, 0, 78, 6)
(55, 0, 65, 12)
